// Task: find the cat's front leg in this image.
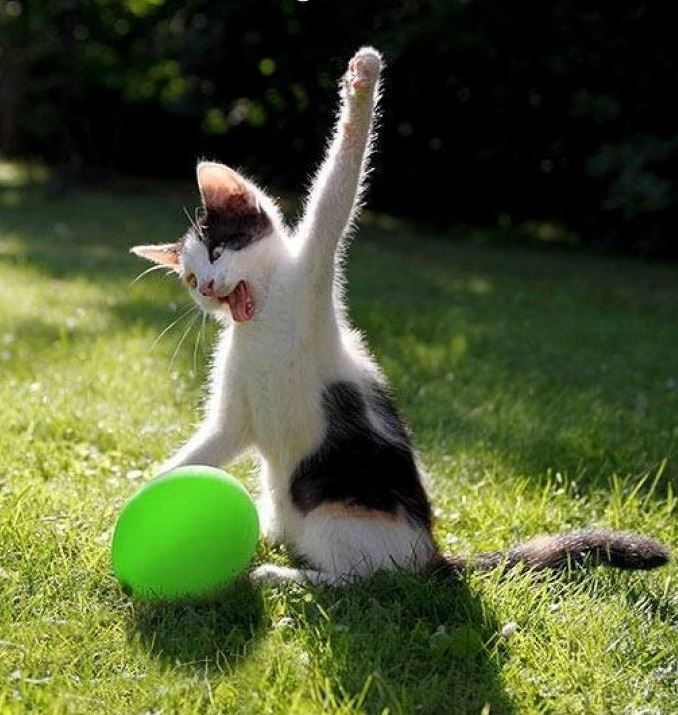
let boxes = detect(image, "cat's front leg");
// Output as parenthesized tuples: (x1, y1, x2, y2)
(342, 46, 382, 113)
(257, 490, 282, 543)
(157, 419, 250, 474)
(296, 47, 382, 285)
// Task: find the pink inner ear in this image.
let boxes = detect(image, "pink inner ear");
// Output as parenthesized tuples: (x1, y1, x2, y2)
(130, 243, 180, 269)
(197, 162, 248, 210)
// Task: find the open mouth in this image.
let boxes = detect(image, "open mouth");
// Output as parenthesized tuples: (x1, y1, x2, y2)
(218, 280, 254, 322)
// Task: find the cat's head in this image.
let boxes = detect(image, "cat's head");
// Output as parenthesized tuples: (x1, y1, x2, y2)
(131, 161, 286, 323)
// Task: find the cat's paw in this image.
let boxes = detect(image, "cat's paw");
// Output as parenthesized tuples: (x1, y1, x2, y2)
(346, 47, 382, 94)
(155, 460, 180, 476)
(250, 563, 302, 585)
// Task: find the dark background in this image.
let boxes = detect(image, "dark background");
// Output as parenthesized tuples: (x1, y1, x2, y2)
(1, 0, 676, 255)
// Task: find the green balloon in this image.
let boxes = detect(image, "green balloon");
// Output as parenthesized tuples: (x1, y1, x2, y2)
(112, 466, 259, 600)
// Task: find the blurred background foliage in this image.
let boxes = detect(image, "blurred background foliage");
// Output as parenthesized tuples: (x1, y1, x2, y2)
(1, 0, 676, 255)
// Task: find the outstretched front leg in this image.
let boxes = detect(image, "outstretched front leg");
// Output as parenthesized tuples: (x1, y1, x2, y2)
(296, 47, 383, 296)
(157, 359, 252, 474)
(157, 416, 249, 475)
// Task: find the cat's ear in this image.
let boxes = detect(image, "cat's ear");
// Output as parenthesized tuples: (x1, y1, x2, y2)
(197, 161, 258, 214)
(130, 243, 181, 270)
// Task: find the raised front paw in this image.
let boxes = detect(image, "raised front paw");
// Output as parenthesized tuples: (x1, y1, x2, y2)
(346, 46, 382, 94)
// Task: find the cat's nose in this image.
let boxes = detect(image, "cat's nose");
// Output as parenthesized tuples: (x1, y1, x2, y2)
(199, 279, 216, 297)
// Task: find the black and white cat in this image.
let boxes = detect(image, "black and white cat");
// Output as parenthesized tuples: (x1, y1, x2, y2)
(132, 47, 668, 586)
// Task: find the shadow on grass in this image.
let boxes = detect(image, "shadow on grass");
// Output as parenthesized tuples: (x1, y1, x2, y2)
(621, 578, 677, 628)
(130, 572, 514, 713)
(288, 572, 515, 714)
(129, 578, 265, 670)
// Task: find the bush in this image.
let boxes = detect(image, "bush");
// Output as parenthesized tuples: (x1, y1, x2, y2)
(1, 0, 676, 255)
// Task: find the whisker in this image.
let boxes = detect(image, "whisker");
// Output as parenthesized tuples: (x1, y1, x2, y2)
(183, 204, 205, 239)
(195, 206, 207, 238)
(169, 312, 200, 374)
(201, 309, 207, 350)
(182, 205, 200, 235)
(129, 263, 168, 286)
(151, 305, 197, 350)
(192, 310, 207, 374)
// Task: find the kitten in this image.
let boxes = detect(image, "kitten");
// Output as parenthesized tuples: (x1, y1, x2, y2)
(131, 47, 669, 586)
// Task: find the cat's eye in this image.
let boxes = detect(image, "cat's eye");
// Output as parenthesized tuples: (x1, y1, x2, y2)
(212, 244, 225, 260)
(185, 272, 197, 289)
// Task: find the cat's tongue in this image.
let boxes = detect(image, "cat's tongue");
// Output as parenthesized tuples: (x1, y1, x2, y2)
(226, 281, 254, 322)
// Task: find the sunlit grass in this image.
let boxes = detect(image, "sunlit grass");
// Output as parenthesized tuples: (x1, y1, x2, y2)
(0, 182, 676, 713)
(0, 159, 50, 189)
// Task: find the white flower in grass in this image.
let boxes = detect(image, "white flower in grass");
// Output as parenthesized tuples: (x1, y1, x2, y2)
(500, 621, 519, 639)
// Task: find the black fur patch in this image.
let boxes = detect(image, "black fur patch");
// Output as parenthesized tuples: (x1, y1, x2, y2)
(197, 200, 270, 261)
(290, 381, 433, 527)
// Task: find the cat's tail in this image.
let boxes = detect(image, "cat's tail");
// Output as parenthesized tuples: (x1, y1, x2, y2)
(436, 529, 669, 576)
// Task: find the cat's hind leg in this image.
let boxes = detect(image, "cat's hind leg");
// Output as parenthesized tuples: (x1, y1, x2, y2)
(251, 504, 436, 588)
(250, 563, 350, 587)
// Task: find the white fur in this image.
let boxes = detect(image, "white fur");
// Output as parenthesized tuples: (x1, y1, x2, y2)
(249, 511, 434, 588)
(150, 48, 435, 586)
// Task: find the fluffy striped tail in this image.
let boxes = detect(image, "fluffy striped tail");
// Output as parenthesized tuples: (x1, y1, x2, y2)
(439, 530, 669, 575)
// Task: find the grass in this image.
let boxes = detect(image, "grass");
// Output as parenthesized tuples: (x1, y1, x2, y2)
(0, 173, 676, 714)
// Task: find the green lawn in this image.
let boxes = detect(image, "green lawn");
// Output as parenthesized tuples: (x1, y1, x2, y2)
(0, 174, 676, 714)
